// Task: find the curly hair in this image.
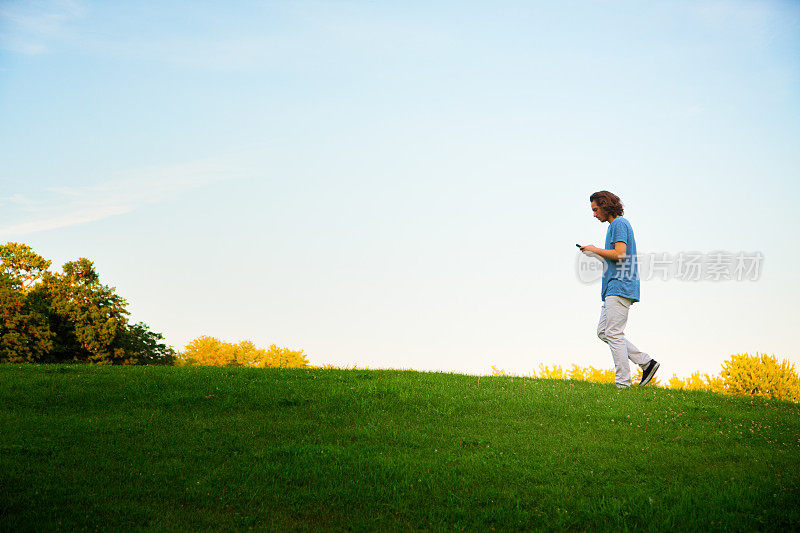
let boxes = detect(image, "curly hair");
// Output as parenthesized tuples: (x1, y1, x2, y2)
(589, 190, 624, 217)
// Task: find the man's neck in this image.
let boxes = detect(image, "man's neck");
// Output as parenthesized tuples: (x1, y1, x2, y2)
(607, 215, 616, 223)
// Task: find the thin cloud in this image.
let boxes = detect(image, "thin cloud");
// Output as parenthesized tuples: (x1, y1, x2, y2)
(679, 105, 706, 118)
(0, 0, 84, 55)
(688, 0, 798, 48)
(0, 205, 132, 237)
(80, 36, 279, 71)
(0, 1, 282, 68)
(2, 2, 457, 70)
(0, 149, 254, 239)
(0, 193, 39, 211)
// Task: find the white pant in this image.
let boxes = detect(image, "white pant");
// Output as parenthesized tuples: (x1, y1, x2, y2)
(597, 295, 652, 388)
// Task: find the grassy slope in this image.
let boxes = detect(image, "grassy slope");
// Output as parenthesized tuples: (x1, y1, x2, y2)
(1, 365, 798, 531)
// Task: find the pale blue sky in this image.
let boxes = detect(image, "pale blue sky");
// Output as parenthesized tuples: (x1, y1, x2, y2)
(1, 1, 798, 377)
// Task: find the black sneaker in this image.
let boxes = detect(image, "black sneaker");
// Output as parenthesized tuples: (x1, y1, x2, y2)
(640, 360, 660, 386)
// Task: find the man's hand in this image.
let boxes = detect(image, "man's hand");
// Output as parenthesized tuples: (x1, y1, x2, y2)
(579, 245, 603, 261)
(580, 242, 627, 261)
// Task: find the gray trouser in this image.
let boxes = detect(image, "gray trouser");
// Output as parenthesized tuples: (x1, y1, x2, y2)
(597, 295, 652, 388)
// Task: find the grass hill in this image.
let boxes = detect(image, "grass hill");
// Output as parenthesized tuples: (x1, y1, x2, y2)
(1, 365, 798, 531)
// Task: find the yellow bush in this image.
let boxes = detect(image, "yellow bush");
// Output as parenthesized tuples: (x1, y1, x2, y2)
(585, 366, 616, 384)
(719, 352, 800, 403)
(509, 353, 799, 403)
(180, 336, 308, 368)
(704, 373, 726, 394)
(255, 344, 309, 368)
(534, 364, 565, 380)
(666, 374, 685, 390)
(532, 364, 615, 384)
(490, 365, 507, 376)
(182, 336, 229, 366)
(567, 364, 587, 381)
(666, 372, 722, 393)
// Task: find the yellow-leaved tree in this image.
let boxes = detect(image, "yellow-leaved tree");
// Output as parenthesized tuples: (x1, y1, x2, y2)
(179, 336, 308, 368)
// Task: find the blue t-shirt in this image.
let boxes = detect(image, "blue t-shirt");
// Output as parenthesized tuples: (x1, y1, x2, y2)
(601, 216, 640, 303)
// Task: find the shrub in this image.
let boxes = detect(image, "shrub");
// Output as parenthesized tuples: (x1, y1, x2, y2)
(585, 366, 615, 384)
(719, 352, 800, 403)
(309, 363, 339, 370)
(259, 344, 309, 368)
(531, 364, 614, 384)
(564, 364, 615, 384)
(567, 364, 586, 381)
(491, 353, 799, 404)
(180, 336, 308, 368)
(666, 372, 724, 393)
(534, 364, 566, 380)
(491, 365, 507, 376)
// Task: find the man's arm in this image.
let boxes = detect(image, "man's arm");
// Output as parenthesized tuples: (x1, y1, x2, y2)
(580, 242, 627, 261)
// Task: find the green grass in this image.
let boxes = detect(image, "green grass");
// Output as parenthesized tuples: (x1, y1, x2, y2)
(1, 365, 798, 531)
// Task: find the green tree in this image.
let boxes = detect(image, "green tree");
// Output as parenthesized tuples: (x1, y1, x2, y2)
(1, 242, 176, 365)
(0, 243, 56, 362)
(0, 272, 54, 363)
(0, 242, 51, 291)
(43, 258, 132, 364)
(119, 322, 176, 365)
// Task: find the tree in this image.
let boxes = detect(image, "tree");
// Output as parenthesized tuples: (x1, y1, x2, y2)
(0, 242, 51, 291)
(118, 322, 176, 365)
(0, 242, 176, 365)
(43, 258, 131, 364)
(0, 272, 54, 363)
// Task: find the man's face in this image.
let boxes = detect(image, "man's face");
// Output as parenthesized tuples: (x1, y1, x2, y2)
(591, 201, 607, 222)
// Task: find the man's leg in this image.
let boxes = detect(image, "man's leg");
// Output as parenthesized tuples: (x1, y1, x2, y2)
(596, 300, 628, 388)
(596, 301, 608, 343)
(625, 338, 652, 369)
(603, 295, 634, 388)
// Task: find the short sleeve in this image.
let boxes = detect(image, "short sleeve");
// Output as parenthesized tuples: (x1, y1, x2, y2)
(609, 219, 629, 245)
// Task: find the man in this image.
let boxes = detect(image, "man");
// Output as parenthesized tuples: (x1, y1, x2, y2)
(579, 191, 659, 388)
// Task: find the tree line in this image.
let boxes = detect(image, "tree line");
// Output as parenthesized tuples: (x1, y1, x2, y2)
(0, 243, 307, 368)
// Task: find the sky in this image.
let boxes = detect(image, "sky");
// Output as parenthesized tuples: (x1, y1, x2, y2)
(1, 0, 799, 378)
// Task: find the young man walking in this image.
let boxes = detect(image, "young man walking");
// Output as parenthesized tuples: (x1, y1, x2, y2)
(579, 191, 660, 388)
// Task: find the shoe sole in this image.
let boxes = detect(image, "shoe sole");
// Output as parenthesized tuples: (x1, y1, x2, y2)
(640, 361, 660, 386)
